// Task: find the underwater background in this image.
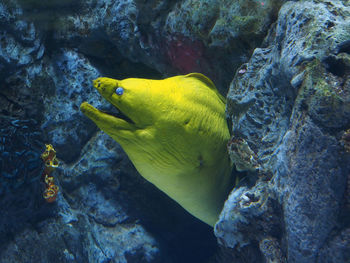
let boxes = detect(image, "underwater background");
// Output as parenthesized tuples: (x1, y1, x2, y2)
(0, 0, 350, 262)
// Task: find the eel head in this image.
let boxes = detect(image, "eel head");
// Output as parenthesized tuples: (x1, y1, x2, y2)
(80, 77, 156, 132)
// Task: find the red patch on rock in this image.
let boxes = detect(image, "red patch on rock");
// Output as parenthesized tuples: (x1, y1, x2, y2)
(166, 36, 205, 73)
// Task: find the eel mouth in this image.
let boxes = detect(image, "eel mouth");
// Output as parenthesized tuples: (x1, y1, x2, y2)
(99, 106, 135, 124)
(80, 102, 135, 125)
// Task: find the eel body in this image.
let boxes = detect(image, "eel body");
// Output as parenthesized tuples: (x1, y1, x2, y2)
(80, 73, 232, 226)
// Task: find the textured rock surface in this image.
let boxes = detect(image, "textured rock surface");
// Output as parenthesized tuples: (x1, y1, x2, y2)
(50, 0, 284, 91)
(0, 1, 219, 262)
(217, 1, 350, 263)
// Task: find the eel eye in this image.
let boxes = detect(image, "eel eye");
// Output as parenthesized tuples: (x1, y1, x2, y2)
(97, 80, 101, 88)
(116, 87, 124, 95)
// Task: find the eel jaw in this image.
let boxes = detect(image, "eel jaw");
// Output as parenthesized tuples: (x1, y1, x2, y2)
(80, 102, 135, 130)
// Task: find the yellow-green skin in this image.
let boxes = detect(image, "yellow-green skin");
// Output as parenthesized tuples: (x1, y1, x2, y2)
(80, 73, 232, 226)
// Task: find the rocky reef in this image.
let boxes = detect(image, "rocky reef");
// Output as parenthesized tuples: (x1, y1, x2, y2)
(217, 1, 350, 262)
(0, 0, 349, 262)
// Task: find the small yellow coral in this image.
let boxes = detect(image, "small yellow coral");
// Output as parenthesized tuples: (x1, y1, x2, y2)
(44, 157, 59, 174)
(43, 184, 59, 203)
(44, 174, 55, 185)
(41, 144, 56, 161)
(41, 144, 59, 203)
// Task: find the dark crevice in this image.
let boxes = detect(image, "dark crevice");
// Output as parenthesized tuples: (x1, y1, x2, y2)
(336, 40, 350, 55)
(323, 55, 348, 78)
(84, 49, 162, 80)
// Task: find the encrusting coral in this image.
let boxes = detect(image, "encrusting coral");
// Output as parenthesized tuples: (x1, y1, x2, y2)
(41, 144, 59, 202)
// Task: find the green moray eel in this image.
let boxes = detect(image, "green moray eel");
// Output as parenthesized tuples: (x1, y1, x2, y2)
(80, 73, 232, 226)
